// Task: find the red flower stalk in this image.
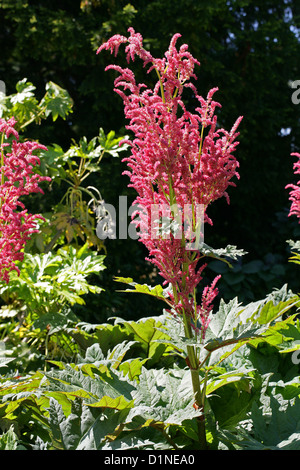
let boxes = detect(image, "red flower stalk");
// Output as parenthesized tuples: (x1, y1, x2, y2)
(286, 152, 300, 221)
(0, 117, 51, 283)
(99, 28, 242, 339)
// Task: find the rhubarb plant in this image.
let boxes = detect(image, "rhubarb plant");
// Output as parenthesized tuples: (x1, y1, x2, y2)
(98, 28, 246, 448)
(0, 289, 299, 450)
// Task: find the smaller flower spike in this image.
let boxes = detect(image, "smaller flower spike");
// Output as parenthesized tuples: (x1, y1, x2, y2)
(286, 152, 300, 222)
(0, 117, 51, 283)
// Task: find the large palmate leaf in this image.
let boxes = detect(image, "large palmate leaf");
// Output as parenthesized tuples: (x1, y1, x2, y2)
(71, 312, 175, 367)
(0, 343, 138, 449)
(205, 367, 255, 396)
(203, 295, 299, 366)
(120, 366, 201, 441)
(44, 363, 135, 405)
(225, 389, 300, 450)
(114, 313, 176, 367)
(1, 285, 300, 450)
(47, 397, 131, 450)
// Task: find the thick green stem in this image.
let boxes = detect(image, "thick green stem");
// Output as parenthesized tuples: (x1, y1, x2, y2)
(181, 308, 207, 450)
(167, 149, 207, 449)
(190, 367, 207, 450)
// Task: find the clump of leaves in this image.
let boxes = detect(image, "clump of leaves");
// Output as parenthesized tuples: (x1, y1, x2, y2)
(0, 243, 106, 370)
(1, 289, 300, 450)
(36, 128, 129, 252)
(0, 78, 73, 131)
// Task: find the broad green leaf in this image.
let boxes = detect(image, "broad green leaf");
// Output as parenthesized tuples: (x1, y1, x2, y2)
(262, 318, 300, 354)
(250, 298, 299, 325)
(98, 128, 129, 157)
(7, 78, 40, 126)
(208, 380, 254, 430)
(77, 407, 131, 450)
(205, 297, 244, 341)
(101, 434, 156, 450)
(131, 368, 162, 408)
(87, 395, 134, 411)
(33, 309, 78, 333)
(72, 321, 131, 357)
(0, 426, 26, 450)
(205, 368, 254, 396)
(119, 357, 148, 382)
(77, 343, 105, 365)
(114, 277, 170, 303)
(107, 340, 137, 369)
(275, 377, 300, 400)
(126, 367, 200, 427)
(45, 363, 135, 403)
(235, 396, 300, 450)
(120, 315, 173, 365)
(204, 324, 263, 353)
(48, 397, 82, 450)
(0, 372, 45, 400)
(205, 297, 299, 362)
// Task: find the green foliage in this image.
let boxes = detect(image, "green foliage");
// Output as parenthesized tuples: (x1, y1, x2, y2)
(114, 277, 169, 303)
(0, 78, 73, 131)
(0, 426, 26, 450)
(35, 127, 128, 251)
(1, 290, 300, 449)
(0, 244, 106, 371)
(0, 245, 105, 315)
(200, 243, 248, 267)
(41, 82, 73, 123)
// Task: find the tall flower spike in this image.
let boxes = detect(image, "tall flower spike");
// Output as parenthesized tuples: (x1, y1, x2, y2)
(0, 117, 51, 283)
(286, 152, 300, 222)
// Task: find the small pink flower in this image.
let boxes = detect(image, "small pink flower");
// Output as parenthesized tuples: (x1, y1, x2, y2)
(0, 117, 19, 140)
(286, 153, 300, 221)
